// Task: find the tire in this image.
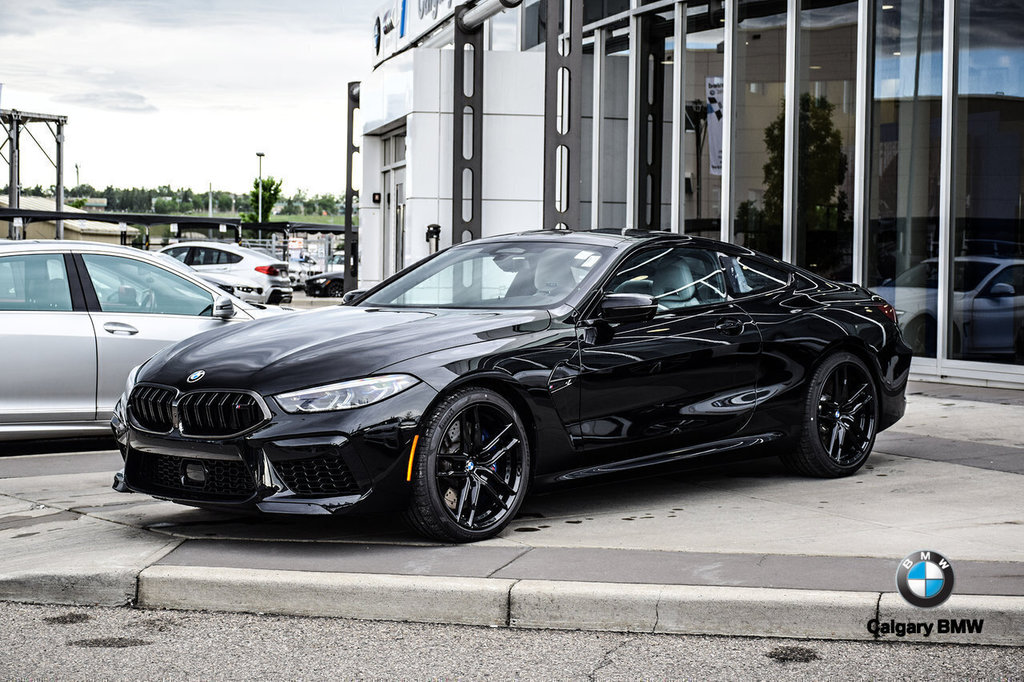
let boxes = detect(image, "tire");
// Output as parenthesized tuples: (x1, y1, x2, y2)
(326, 281, 345, 298)
(782, 351, 879, 478)
(903, 315, 936, 356)
(405, 387, 531, 542)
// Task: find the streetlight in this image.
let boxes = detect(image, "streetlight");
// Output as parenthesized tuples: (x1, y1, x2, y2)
(256, 152, 265, 223)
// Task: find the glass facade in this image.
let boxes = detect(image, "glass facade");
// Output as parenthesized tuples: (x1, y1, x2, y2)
(731, 0, 786, 256)
(795, 0, 857, 281)
(525, 0, 1024, 384)
(950, 0, 1024, 366)
(866, 0, 943, 359)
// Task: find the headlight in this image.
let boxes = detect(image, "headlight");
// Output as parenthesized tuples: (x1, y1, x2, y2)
(310, 277, 326, 284)
(274, 374, 419, 414)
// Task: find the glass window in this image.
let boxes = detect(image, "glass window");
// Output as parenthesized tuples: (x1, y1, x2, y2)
(607, 247, 728, 309)
(682, 21, 726, 238)
(951, 0, 1024, 365)
(865, 0, 944, 358)
(82, 254, 214, 316)
(189, 247, 240, 266)
(363, 242, 610, 308)
(164, 247, 190, 263)
(722, 255, 790, 296)
(0, 254, 73, 311)
(795, 0, 857, 282)
(732, 0, 787, 256)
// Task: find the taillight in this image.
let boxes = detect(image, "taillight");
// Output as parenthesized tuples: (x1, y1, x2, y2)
(877, 303, 898, 323)
(255, 265, 279, 276)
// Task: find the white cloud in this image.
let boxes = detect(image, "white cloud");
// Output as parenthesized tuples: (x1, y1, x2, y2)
(1, 0, 376, 195)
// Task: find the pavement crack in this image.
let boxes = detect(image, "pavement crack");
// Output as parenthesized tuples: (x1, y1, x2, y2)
(588, 636, 633, 681)
(487, 547, 532, 579)
(653, 592, 661, 633)
(505, 579, 519, 627)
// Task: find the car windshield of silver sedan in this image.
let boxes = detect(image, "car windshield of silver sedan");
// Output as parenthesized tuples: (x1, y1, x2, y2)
(361, 241, 612, 308)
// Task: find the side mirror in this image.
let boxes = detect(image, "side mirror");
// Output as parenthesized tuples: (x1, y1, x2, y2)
(342, 289, 366, 305)
(989, 282, 1016, 297)
(212, 295, 236, 319)
(599, 292, 658, 323)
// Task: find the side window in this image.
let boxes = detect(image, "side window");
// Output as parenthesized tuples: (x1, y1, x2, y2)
(0, 254, 73, 311)
(607, 247, 728, 311)
(165, 247, 189, 263)
(81, 254, 214, 316)
(224, 252, 243, 264)
(190, 248, 215, 266)
(723, 255, 791, 296)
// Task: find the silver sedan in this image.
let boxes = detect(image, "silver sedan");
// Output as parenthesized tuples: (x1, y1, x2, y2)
(0, 240, 288, 441)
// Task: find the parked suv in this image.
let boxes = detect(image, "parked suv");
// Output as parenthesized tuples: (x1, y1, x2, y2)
(161, 241, 293, 304)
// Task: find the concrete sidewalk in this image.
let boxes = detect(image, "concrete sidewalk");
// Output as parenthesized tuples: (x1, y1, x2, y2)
(1, 382, 1022, 646)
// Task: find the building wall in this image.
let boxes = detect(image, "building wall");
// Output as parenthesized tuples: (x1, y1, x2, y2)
(358, 49, 546, 289)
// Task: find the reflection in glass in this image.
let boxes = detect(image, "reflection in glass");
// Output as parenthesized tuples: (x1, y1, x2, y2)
(794, 0, 856, 282)
(683, 21, 725, 238)
(865, 0, 943, 358)
(951, 0, 1024, 365)
(732, 0, 786, 256)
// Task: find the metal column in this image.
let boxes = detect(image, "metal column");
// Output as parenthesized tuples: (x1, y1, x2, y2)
(782, 0, 800, 263)
(543, 0, 583, 230)
(453, 8, 484, 243)
(634, 15, 666, 232)
(669, 2, 688, 235)
(7, 113, 18, 239)
(55, 121, 64, 239)
(344, 81, 361, 293)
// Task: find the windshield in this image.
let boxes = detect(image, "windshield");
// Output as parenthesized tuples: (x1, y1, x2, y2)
(362, 241, 611, 308)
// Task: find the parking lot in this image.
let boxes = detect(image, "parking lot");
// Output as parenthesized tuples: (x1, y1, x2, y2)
(2, 381, 1022, 646)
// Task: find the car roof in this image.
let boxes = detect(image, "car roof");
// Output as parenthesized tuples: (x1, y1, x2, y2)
(0, 239, 152, 256)
(467, 228, 749, 255)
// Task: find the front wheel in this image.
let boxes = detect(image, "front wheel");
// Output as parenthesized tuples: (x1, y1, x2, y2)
(405, 387, 531, 542)
(326, 281, 345, 298)
(782, 351, 879, 478)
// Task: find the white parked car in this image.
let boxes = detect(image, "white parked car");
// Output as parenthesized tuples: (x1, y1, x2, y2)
(0, 240, 289, 440)
(160, 241, 293, 304)
(152, 252, 265, 304)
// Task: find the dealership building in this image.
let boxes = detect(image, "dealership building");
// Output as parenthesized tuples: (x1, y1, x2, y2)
(353, 0, 1023, 387)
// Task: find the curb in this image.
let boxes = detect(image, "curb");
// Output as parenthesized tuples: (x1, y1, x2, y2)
(0, 569, 137, 607)
(135, 567, 1024, 646)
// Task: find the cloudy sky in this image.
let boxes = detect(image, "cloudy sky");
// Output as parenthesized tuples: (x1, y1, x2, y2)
(0, 0, 376, 196)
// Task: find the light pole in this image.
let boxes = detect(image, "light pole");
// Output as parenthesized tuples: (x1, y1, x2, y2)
(256, 152, 265, 223)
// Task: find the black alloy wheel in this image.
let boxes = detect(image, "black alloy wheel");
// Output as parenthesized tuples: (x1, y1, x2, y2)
(406, 387, 530, 542)
(326, 281, 345, 298)
(783, 352, 878, 478)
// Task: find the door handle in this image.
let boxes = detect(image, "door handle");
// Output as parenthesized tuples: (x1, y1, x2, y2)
(715, 317, 744, 336)
(103, 322, 139, 335)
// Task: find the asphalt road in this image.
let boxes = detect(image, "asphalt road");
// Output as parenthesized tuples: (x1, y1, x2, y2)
(2, 602, 1021, 680)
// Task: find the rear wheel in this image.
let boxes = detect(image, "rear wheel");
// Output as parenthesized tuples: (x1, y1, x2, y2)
(405, 387, 530, 542)
(782, 352, 878, 478)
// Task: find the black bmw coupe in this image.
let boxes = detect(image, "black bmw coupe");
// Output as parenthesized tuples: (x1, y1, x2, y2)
(112, 230, 911, 542)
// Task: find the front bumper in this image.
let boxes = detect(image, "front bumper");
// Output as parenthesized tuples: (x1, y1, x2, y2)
(112, 382, 435, 514)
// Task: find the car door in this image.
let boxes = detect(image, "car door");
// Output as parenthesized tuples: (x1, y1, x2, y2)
(575, 245, 760, 461)
(969, 263, 1024, 355)
(0, 252, 98, 424)
(76, 252, 249, 419)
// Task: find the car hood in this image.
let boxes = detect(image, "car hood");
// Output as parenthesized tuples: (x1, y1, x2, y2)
(138, 305, 552, 394)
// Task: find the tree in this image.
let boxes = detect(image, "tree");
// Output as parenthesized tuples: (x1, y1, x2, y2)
(241, 175, 283, 223)
(762, 93, 847, 232)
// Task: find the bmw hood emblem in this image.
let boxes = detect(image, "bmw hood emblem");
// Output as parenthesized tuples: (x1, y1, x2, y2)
(187, 370, 206, 383)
